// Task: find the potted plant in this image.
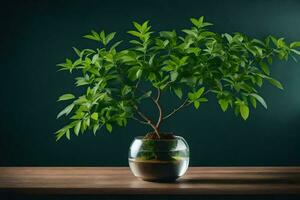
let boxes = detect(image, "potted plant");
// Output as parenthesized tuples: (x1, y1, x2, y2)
(55, 16, 300, 182)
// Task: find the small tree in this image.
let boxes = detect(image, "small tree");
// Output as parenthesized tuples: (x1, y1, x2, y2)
(55, 16, 300, 140)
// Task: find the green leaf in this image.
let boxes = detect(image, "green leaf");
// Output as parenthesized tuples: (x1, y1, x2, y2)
(122, 85, 132, 96)
(173, 88, 183, 99)
(234, 105, 240, 117)
(190, 18, 200, 28)
(240, 104, 249, 120)
(91, 30, 99, 37)
(290, 41, 300, 48)
(267, 77, 284, 90)
(188, 87, 205, 101)
(133, 22, 143, 32)
(190, 16, 204, 28)
(110, 41, 123, 51)
(141, 21, 149, 32)
(55, 130, 66, 141)
(182, 29, 198, 37)
(83, 35, 97, 41)
(85, 118, 90, 127)
(267, 57, 273, 65)
(269, 35, 278, 46)
(127, 30, 141, 38)
(105, 32, 116, 45)
(139, 91, 152, 100)
(91, 112, 99, 120)
(72, 47, 81, 57)
(83, 30, 101, 42)
(130, 39, 143, 46)
(249, 93, 267, 109)
(127, 66, 139, 81)
(136, 69, 143, 79)
(249, 96, 257, 109)
(256, 76, 263, 87)
(92, 54, 99, 64)
(277, 38, 286, 48)
(291, 49, 300, 56)
(188, 92, 195, 101)
(218, 99, 228, 112)
(148, 72, 156, 81)
(252, 39, 265, 46)
(224, 33, 233, 43)
(170, 71, 178, 81)
(162, 65, 174, 72)
(194, 101, 200, 109)
(74, 121, 81, 136)
(160, 30, 177, 40)
(100, 31, 106, 42)
(198, 98, 208, 102)
(93, 124, 100, 135)
(259, 62, 270, 75)
(58, 94, 75, 101)
(149, 54, 156, 66)
(57, 104, 75, 119)
(106, 123, 112, 133)
(66, 129, 71, 140)
(195, 87, 205, 99)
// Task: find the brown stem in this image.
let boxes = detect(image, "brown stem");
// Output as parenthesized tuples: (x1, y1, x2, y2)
(163, 90, 211, 120)
(154, 89, 163, 128)
(131, 116, 148, 125)
(163, 98, 190, 120)
(136, 109, 160, 138)
(136, 88, 163, 134)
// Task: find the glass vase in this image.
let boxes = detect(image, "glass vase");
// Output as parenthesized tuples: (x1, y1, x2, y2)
(128, 135, 189, 182)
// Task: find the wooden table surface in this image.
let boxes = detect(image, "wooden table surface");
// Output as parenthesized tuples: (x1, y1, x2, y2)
(0, 167, 300, 195)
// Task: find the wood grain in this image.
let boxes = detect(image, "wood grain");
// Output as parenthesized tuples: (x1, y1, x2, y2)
(0, 167, 300, 195)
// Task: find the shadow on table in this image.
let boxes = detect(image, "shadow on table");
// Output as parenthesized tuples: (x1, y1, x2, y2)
(177, 177, 300, 184)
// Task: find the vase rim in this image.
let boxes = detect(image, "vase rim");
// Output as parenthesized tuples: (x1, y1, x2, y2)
(134, 135, 185, 141)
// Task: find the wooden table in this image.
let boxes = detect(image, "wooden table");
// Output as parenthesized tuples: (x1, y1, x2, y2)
(0, 167, 300, 195)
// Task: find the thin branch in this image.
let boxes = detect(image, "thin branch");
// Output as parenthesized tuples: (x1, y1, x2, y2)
(163, 98, 190, 120)
(155, 88, 161, 102)
(135, 78, 141, 89)
(132, 78, 142, 95)
(163, 90, 211, 120)
(136, 110, 149, 122)
(203, 89, 211, 96)
(136, 88, 163, 129)
(135, 108, 160, 138)
(154, 88, 163, 128)
(131, 116, 148, 125)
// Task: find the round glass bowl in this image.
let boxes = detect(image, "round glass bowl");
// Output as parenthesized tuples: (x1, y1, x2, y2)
(128, 136, 189, 182)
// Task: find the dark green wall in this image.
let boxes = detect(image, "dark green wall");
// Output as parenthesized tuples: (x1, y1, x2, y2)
(1, 0, 300, 166)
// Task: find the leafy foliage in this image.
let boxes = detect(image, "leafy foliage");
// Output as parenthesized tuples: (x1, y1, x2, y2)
(55, 16, 300, 140)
